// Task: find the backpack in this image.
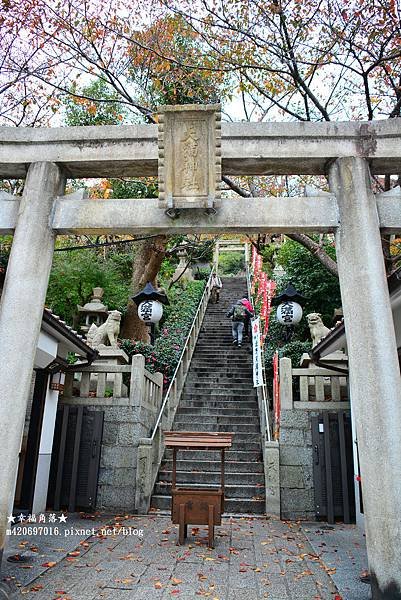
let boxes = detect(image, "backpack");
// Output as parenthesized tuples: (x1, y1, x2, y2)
(233, 304, 246, 321)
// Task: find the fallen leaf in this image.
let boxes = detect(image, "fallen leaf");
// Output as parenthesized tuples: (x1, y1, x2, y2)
(154, 581, 163, 589)
(171, 591, 181, 595)
(30, 585, 43, 592)
(41, 562, 56, 568)
(171, 578, 182, 585)
(67, 551, 80, 557)
(162, 530, 171, 534)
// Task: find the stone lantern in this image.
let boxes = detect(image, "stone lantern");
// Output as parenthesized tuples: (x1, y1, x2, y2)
(172, 242, 194, 282)
(77, 287, 109, 334)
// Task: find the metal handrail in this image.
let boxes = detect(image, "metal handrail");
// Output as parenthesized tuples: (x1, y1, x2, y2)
(245, 244, 272, 442)
(149, 266, 215, 441)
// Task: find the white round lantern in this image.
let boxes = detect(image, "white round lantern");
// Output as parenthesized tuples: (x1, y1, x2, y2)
(277, 301, 303, 326)
(138, 300, 164, 323)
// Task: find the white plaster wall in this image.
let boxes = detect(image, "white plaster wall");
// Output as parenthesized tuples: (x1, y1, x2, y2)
(34, 331, 58, 369)
(32, 384, 60, 514)
(392, 299, 401, 347)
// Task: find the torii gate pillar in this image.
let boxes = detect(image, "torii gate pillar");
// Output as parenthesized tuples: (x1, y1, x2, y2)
(330, 157, 401, 600)
(0, 162, 65, 570)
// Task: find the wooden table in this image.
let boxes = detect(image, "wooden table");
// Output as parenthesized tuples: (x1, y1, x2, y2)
(164, 431, 233, 548)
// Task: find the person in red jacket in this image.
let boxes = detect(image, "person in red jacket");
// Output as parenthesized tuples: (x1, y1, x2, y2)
(241, 297, 254, 339)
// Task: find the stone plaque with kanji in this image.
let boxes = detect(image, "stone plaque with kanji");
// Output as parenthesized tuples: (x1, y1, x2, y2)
(158, 104, 221, 211)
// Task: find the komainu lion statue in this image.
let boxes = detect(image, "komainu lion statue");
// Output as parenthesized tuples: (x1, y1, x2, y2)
(307, 313, 331, 348)
(87, 310, 122, 349)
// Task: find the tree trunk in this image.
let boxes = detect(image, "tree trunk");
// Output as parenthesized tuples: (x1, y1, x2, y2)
(121, 235, 168, 341)
(287, 233, 339, 277)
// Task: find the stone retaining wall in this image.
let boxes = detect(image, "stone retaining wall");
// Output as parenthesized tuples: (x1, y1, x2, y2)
(279, 409, 317, 520)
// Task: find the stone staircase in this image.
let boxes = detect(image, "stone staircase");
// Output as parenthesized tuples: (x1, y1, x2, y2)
(150, 277, 265, 514)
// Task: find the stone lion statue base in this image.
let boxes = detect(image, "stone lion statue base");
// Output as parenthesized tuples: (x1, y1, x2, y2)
(307, 313, 331, 348)
(87, 310, 122, 349)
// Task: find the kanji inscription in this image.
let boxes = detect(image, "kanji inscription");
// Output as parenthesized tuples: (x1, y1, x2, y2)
(158, 104, 221, 211)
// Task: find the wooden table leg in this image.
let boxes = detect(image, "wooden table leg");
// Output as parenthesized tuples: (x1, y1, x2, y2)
(179, 503, 186, 545)
(208, 504, 215, 549)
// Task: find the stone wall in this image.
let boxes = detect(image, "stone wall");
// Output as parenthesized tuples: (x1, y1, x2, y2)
(61, 357, 163, 513)
(89, 404, 139, 512)
(279, 409, 317, 520)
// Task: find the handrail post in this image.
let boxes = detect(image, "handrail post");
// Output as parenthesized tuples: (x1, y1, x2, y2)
(130, 354, 145, 407)
(135, 438, 153, 514)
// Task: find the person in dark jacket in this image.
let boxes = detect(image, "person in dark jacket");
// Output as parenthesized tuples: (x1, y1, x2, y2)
(226, 300, 253, 347)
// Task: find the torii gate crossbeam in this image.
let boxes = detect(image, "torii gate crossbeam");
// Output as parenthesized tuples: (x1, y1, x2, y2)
(0, 119, 400, 600)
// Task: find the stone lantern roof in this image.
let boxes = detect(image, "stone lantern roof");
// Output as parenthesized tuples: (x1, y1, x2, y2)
(77, 287, 109, 333)
(78, 287, 109, 316)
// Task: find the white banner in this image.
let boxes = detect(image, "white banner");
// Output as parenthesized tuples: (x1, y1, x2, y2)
(252, 317, 263, 388)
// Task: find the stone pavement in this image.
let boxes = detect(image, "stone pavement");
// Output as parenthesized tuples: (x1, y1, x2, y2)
(301, 523, 370, 600)
(3, 513, 361, 600)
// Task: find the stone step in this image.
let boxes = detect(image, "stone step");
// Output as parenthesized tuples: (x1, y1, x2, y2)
(191, 357, 251, 363)
(151, 495, 265, 514)
(165, 441, 262, 452)
(188, 367, 253, 375)
(177, 406, 259, 416)
(197, 329, 238, 334)
(175, 413, 259, 423)
(190, 366, 253, 374)
(183, 383, 255, 392)
(170, 429, 261, 444)
(173, 422, 260, 435)
(193, 347, 252, 353)
(164, 449, 262, 461)
(180, 396, 258, 406)
(190, 356, 253, 363)
(153, 481, 266, 500)
(160, 459, 264, 473)
(180, 390, 258, 409)
(185, 374, 253, 382)
(157, 470, 264, 486)
(193, 343, 252, 350)
(149, 278, 265, 516)
(191, 356, 252, 362)
(194, 343, 251, 349)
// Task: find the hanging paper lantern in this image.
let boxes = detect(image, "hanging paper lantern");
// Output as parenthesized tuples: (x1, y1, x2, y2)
(138, 300, 164, 323)
(276, 300, 303, 326)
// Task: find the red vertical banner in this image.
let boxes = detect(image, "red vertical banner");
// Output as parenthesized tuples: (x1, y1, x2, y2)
(262, 279, 276, 341)
(273, 350, 280, 440)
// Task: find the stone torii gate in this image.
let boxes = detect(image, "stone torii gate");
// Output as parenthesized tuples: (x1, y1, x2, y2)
(0, 108, 401, 599)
